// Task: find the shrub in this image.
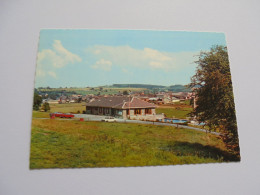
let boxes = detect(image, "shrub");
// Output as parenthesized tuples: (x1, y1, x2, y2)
(41, 102, 50, 112)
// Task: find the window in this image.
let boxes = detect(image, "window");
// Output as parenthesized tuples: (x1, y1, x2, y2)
(99, 108, 102, 113)
(127, 109, 130, 115)
(145, 108, 152, 114)
(134, 109, 141, 115)
(106, 108, 109, 114)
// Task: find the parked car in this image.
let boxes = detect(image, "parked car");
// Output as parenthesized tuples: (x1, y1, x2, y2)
(60, 113, 74, 118)
(50, 112, 63, 117)
(101, 116, 117, 122)
(50, 112, 74, 118)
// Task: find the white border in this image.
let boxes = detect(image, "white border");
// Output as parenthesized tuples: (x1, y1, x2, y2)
(1, 0, 260, 194)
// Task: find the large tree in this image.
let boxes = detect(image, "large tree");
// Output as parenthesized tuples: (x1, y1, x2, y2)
(33, 90, 42, 111)
(190, 45, 240, 157)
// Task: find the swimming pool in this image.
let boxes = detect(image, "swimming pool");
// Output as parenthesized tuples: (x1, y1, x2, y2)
(163, 118, 188, 124)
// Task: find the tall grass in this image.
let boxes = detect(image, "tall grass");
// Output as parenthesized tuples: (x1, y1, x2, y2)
(30, 119, 237, 169)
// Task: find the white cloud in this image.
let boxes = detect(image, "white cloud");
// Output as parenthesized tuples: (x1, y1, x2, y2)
(91, 59, 112, 71)
(143, 48, 172, 62)
(36, 40, 82, 79)
(86, 45, 198, 72)
(48, 71, 57, 79)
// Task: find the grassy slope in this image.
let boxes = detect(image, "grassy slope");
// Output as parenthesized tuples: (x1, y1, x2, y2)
(50, 103, 86, 113)
(156, 107, 193, 118)
(30, 119, 237, 169)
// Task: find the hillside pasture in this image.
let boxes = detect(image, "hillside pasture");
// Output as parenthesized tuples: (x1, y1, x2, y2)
(29, 119, 238, 169)
(50, 102, 86, 113)
(156, 107, 193, 119)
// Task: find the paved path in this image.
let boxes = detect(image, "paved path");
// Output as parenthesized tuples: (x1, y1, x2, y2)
(34, 114, 221, 136)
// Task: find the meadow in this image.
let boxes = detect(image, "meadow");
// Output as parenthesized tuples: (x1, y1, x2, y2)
(155, 107, 193, 119)
(155, 101, 193, 119)
(50, 102, 86, 113)
(30, 118, 238, 169)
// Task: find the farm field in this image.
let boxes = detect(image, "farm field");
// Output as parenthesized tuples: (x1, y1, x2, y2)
(156, 102, 193, 119)
(156, 107, 193, 119)
(50, 102, 86, 113)
(30, 119, 238, 169)
(32, 103, 86, 118)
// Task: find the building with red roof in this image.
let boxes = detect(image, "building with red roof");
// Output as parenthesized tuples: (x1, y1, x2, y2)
(86, 96, 158, 119)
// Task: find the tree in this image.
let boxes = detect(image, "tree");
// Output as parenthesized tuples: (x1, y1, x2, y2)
(33, 91, 42, 111)
(123, 90, 129, 95)
(190, 45, 240, 157)
(42, 102, 50, 112)
(77, 97, 82, 103)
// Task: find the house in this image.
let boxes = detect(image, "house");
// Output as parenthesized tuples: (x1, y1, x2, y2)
(171, 96, 180, 103)
(86, 96, 163, 120)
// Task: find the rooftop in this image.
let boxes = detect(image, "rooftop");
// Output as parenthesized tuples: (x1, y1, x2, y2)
(86, 96, 156, 109)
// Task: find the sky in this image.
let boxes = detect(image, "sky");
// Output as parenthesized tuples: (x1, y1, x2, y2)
(35, 29, 227, 88)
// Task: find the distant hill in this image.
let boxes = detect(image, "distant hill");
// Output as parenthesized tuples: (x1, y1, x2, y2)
(112, 84, 165, 89)
(167, 85, 191, 92)
(112, 84, 191, 92)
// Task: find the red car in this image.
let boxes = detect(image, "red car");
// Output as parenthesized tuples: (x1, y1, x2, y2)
(51, 112, 63, 117)
(50, 112, 74, 118)
(60, 113, 74, 118)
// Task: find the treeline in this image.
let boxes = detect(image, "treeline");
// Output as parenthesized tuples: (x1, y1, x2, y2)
(112, 84, 191, 92)
(167, 85, 191, 92)
(112, 84, 165, 89)
(37, 89, 78, 100)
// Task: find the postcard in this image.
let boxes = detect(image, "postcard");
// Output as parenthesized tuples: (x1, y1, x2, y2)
(30, 29, 240, 169)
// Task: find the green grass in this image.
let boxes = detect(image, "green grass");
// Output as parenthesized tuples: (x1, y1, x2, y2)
(174, 100, 191, 105)
(30, 119, 238, 169)
(32, 103, 86, 118)
(50, 102, 86, 113)
(156, 107, 193, 118)
(32, 111, 50, 118)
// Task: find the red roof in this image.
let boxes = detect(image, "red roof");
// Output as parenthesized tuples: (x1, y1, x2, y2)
(122, 98, 156, 109)
(86, 96, 156, 109)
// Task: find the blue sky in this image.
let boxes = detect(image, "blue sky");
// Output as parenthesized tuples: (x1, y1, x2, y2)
(35, 29, 227, 88)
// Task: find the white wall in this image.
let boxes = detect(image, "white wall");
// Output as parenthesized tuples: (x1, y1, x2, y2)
(1, 0, 260, 194)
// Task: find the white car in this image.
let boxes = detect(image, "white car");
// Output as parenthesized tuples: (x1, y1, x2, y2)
(102, 116, 117, 122)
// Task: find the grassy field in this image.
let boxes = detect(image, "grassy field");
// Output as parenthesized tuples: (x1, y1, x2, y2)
(32, 103, 86, 118)
(32, 111, 50, 118)
(30, 119, 238, 169)
(156, 107, 193, 119)
(50, 102, 86, 113)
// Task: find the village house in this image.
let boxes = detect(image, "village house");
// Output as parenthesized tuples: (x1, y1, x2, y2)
(86, 96, 164, 121)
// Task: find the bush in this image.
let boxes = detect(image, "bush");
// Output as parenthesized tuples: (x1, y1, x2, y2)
(33, 92, 42, 111)
(42, 102, 50, 112)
